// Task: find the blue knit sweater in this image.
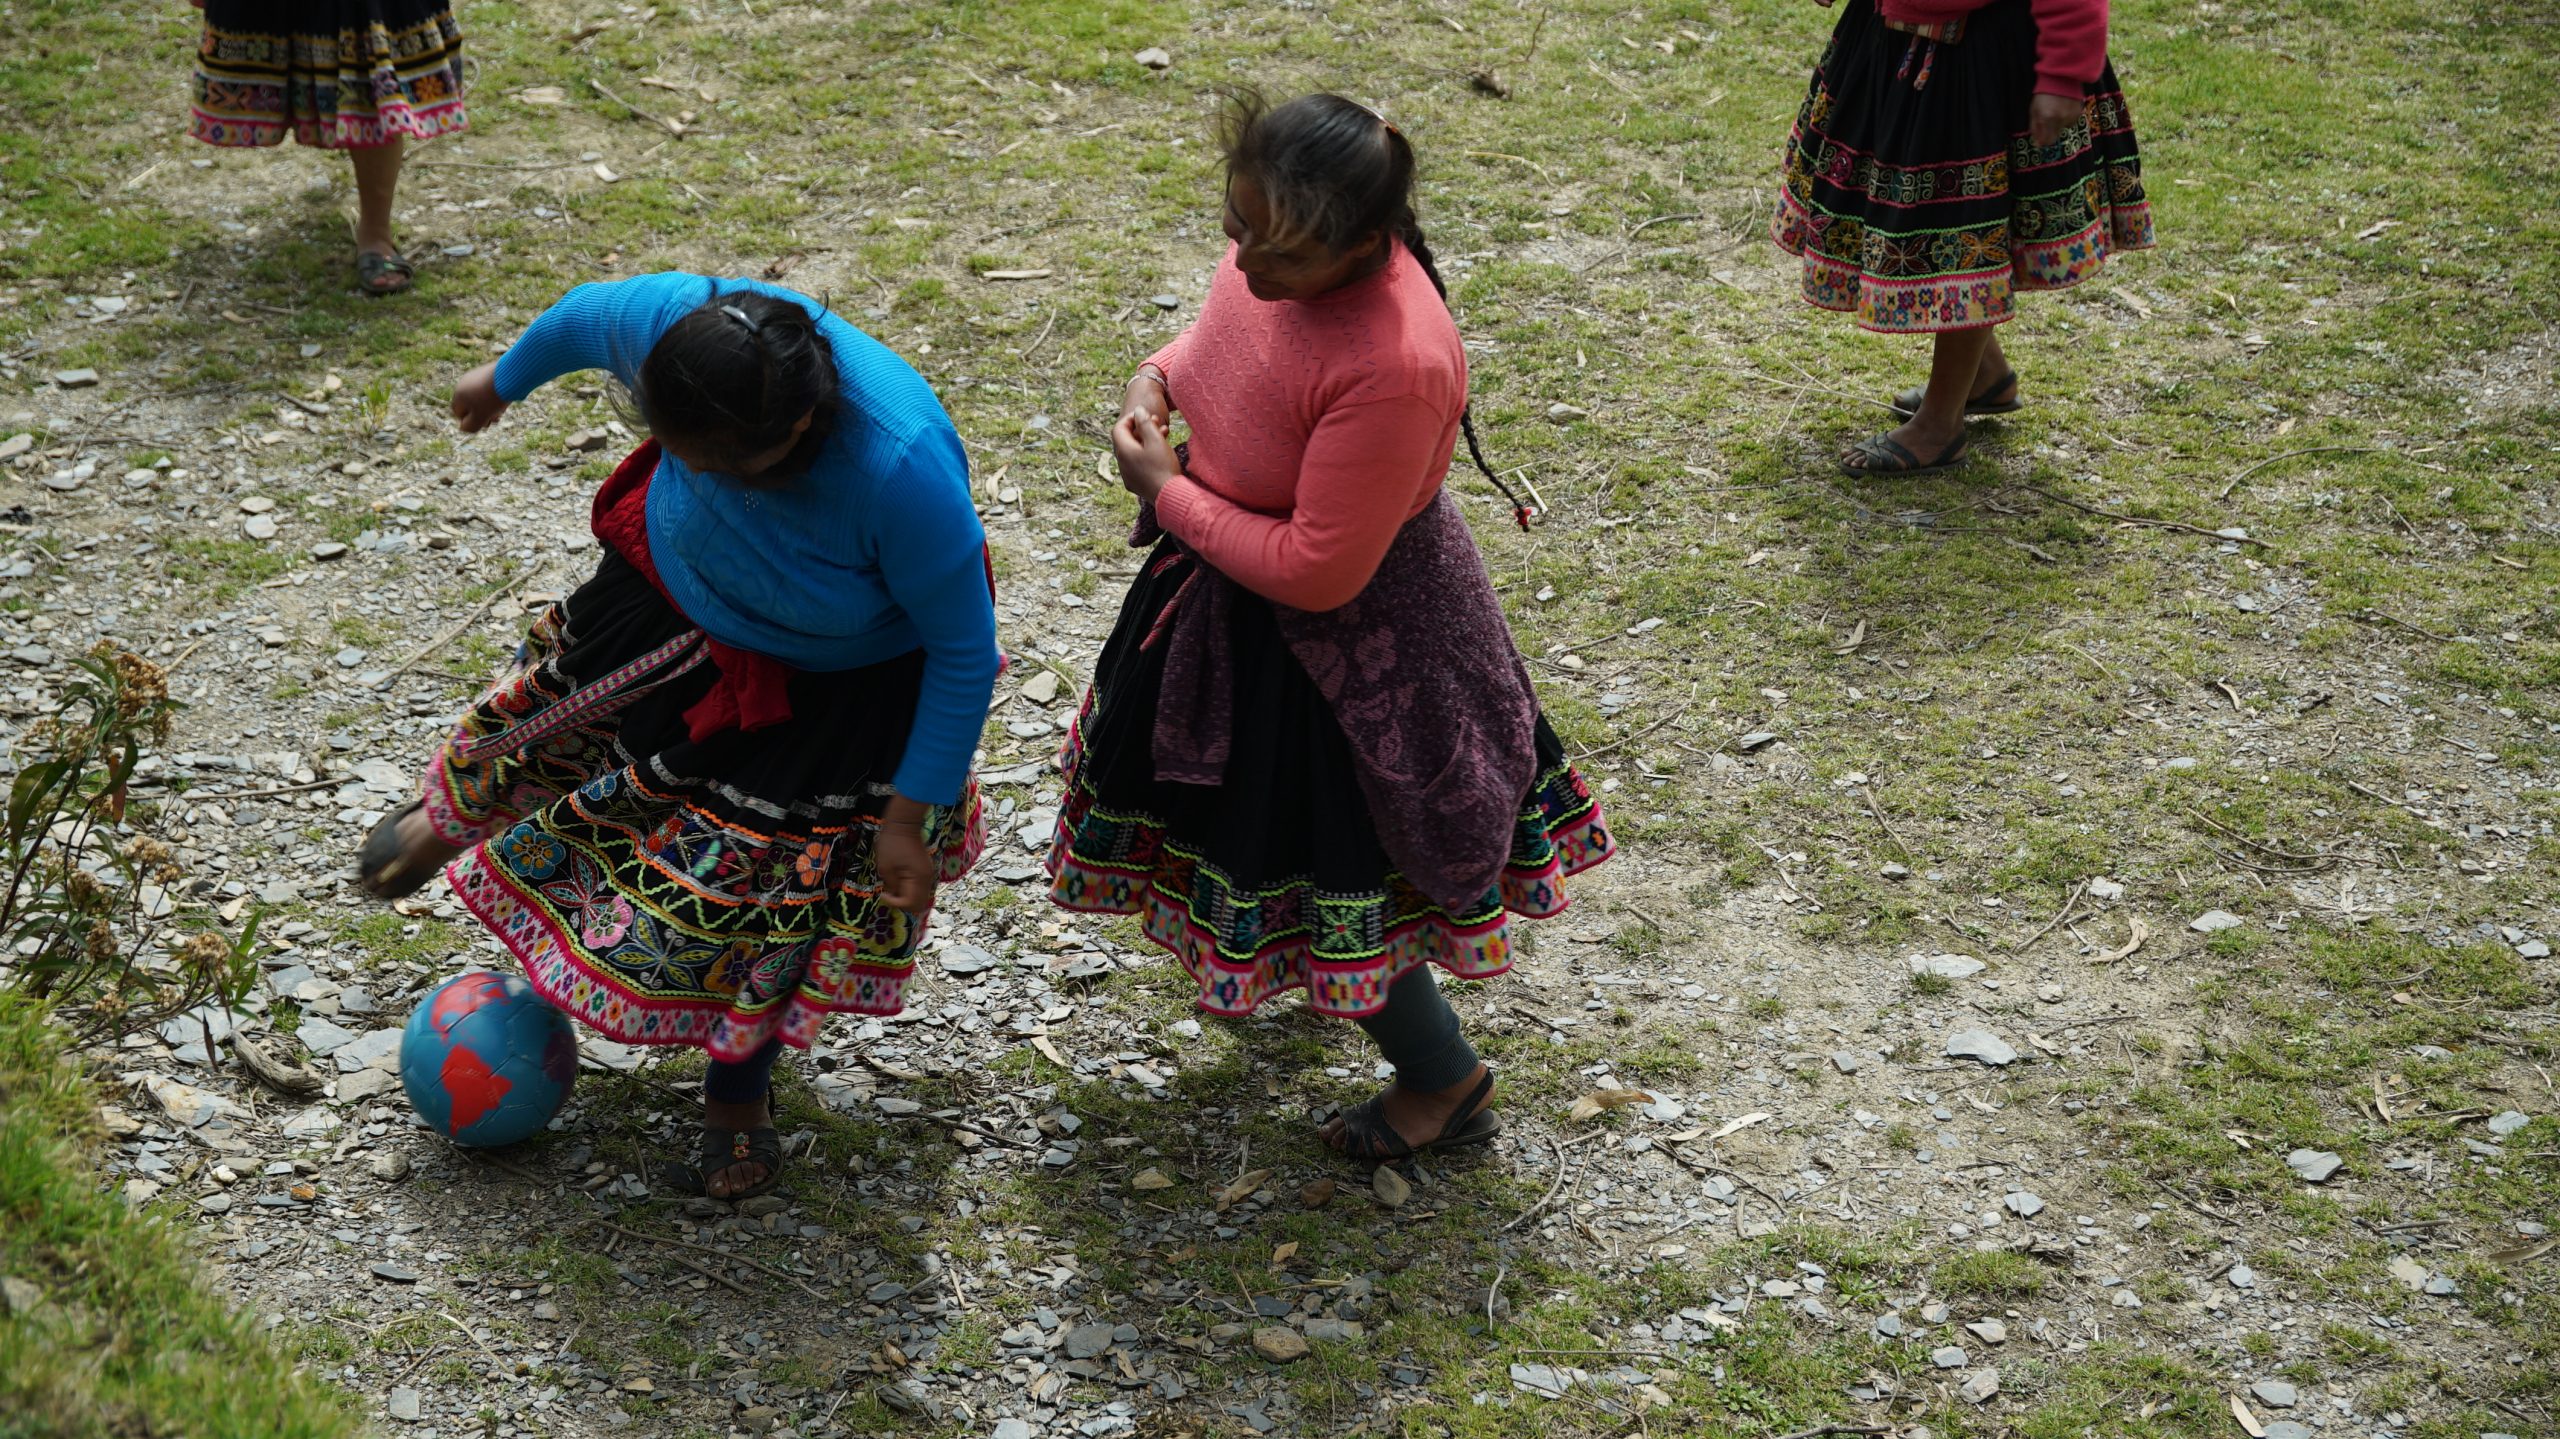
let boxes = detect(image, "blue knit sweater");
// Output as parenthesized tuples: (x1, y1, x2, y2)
(491, 273, 997, 806)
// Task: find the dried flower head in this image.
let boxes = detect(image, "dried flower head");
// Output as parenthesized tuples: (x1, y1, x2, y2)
(85, 916, 117, 961)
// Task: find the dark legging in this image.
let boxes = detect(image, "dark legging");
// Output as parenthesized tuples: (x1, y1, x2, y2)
(705, 1038, 783, 1105)
(1355, 967, 1481, 1091)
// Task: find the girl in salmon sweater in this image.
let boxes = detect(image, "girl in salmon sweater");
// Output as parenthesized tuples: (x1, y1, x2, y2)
(1773, 0, 2154, 476)
(1049, 93, 1615, 1162)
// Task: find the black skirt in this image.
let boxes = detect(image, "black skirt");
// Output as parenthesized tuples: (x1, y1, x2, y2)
(193, 0, 468, 148)
(1771, 0, 2152, 332)
(424, 549, 983, 1065)
(1046, 541, 1612, 1019)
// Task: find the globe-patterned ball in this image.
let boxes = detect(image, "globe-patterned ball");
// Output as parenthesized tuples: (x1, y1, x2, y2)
(399, 970, 577, 1148)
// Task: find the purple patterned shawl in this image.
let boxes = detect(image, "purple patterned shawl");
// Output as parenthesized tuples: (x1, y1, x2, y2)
(1141, 491, 1539, 914)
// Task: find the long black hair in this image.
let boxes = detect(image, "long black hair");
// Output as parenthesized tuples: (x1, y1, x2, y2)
(628, 284, 839, 486)
(1217, 91, 1534, 529)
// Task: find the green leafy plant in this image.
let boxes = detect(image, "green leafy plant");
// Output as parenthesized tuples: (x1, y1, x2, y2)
(1, 646, 258, 1051)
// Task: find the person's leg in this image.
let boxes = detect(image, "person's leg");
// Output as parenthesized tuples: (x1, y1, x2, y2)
(1322, 967, 1495, 1154)
(347, 136, 405, 258)
(702, 1038, 782, 1199)
(1847, 325, 1997, 472)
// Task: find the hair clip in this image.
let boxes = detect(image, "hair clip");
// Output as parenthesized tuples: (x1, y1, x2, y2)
(719, 304, 762, 336)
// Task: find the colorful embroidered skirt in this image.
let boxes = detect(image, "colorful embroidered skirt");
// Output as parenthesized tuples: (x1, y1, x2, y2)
(424, 551, 983, 1065)
(1770, 0, 2153, 333)
(1047, 540, 1613, 1019)
(193, 0, 468, 148)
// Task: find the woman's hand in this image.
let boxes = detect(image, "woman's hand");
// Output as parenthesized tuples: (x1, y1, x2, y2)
(874, 796, 940, 917)
(2028, 93, 2081, 148)
(1122, 366, 1172, 435)
(450, 361, 511, 434)
(1112, 408, 1181, 505)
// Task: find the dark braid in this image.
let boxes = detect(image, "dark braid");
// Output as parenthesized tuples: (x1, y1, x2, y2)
(1394, 208, 1535, 530)
(1219, 91, 1536, 528)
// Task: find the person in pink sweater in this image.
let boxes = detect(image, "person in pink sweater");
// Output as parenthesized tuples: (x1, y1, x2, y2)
(1772, 0, 2155, 475)
(1047, 92, 1614, 1164)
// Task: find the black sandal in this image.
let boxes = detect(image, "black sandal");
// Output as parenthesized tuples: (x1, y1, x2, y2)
(1891, 370, 2021, 419)
(355, 800, 437, 899)
(1839, 431, 1972, 478)
(356, 249, 415, 296)
(1329, 1069, 1502, 1163)
(656, 1124, 785, 1202)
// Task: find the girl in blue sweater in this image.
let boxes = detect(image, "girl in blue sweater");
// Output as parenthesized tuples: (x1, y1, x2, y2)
(357, 273, 1000, 1199)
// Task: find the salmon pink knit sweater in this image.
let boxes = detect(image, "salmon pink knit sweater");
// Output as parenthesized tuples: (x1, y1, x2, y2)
(1145, 241, 1466, 613)
(1878, 0, 2109, 98)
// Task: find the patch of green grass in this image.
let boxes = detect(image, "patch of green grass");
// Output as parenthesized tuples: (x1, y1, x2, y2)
(1933, 1250, 2050, 1299)
(339, 912, 465, 971)
(163, 539, 296, 600)
(0, 993, 357, 1437)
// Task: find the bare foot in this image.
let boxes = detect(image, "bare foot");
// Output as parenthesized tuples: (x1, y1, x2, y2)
(1320, 1062, 1496, 1157)
(702, 1096, 774, 1199)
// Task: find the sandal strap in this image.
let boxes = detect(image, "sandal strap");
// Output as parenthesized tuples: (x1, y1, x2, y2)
(1335, 1097, 1415, 1162)
(1432, 1070, 1498, 1146)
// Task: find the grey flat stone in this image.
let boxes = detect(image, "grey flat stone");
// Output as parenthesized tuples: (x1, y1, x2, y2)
(1945, 1030, 2017, 1066)
(2487, 1110, 2530, 1137)
(992, 1422, 1033, 1439)
(940, 945, 998, 975)
(2003, 1191, 2046, 1218)
(1912, 953, 1986, 979)
(1063, 1321, 1115, 1359)
(335, 1029, 402, 1073)
(387, 1387, 421, 1422)
(2285, 1149, 2343, 1183)
(370, 1262, 420, 1284)
(1930, 1345, 1967, 1369)
(2189, 909, 2245, 933)
(2250, 1379, 2298, 1409)
(296, 1017, 359, 1056)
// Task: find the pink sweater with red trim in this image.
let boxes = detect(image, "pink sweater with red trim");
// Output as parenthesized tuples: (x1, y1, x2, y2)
(1878, 0, 2109, 97)
(1144, 242, 1466, 613)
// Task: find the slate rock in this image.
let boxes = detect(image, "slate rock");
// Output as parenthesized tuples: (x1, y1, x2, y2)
(1931, 1345, 1967, 1369)
(1251, 1327, 1308, 1363)
(2003, 1191, 2046, 1218)
(1064, 1322, 1116, 1359)
(388, 1387, 421, 1422)
(2285, 1149, 2343, 1183)
(993, 1423, 1033, 1439)
(2486, 1110, 2530, 1137)
(1945, 1030, 2017, 1066)
(2250, 1379, 2298, 1409)
(370, 1262, 420, 1284)
(1912, 953, 1986, 979)
(940, 945, 998, 976)
(2262, 1425, 2313, 1439)
(2189, 909, 2245, 933)
(53, 368, 100, 388)
(1959, 1367, 2000, 1403)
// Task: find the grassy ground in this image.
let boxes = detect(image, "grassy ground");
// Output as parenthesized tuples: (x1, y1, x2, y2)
(0, 994, 357, 1439)
(3, 0, 2556, 1436)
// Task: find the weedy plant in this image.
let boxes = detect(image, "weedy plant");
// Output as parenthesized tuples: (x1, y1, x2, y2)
(0, 645, 258, 1052)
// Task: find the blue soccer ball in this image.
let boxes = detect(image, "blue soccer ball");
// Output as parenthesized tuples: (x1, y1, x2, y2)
(399, 970, 577, 1148)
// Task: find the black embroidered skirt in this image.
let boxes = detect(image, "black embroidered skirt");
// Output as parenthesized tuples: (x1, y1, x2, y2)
(1047, 541, 1613, 1019)
(193, 0, 468, 148)
(423, 551, 982, 1065)
(1770, 0, 2153, 332)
